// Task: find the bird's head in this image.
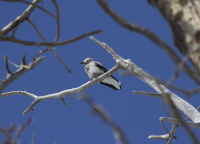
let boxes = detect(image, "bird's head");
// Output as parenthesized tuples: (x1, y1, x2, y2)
(79, 58, 94, 65)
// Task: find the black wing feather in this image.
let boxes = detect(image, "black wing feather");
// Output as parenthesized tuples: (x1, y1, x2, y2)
(100, 82, 118, 90)
(96, 62, 120, 83)
(95, 63, 108, 72)
(96, 62, 121, 90)
(111, 75, 119, 83)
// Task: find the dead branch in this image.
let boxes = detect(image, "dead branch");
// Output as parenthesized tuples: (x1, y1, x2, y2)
(0, 56, 45, 94)
(0, 0, 42, 37)
(0, 0, 56, 19)
(80, 93, 130, 144)
(0, 30, 102, 46)
(96, 0, 200, 85)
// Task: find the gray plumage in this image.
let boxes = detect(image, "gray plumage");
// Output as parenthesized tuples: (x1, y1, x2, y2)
(79, 58, 121, 90)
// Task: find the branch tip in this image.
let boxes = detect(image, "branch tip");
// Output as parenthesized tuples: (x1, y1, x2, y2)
(5, 55, 12, 75)
(61, 97, 66, 107)
(22, 53, 27, 65)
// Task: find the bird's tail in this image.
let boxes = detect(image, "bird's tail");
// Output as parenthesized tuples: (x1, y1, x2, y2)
(101, 76, 121, 90)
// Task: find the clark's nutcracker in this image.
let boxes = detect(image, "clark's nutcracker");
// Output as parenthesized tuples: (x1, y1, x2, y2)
(79, 58, 121, 90)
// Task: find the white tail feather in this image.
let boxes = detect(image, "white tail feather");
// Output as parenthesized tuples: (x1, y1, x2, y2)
(102, 77, 121, 89)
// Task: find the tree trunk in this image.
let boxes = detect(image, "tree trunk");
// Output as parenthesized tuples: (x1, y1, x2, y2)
(148, 0, 200, 69)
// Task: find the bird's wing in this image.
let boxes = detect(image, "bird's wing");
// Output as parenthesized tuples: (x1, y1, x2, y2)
(95, 62, 108, 72)
(100, 82, 118, 90)
(95, 62, 119, 82)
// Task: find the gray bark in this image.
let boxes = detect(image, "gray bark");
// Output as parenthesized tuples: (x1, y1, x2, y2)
(0, 57, 45, 94)
(148, 0, 200, 70)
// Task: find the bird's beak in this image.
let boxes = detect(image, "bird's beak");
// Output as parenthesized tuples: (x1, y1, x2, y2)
(79, 62, 85, 64)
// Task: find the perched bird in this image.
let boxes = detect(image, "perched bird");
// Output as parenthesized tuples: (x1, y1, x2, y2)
(79, 58, 121, 90)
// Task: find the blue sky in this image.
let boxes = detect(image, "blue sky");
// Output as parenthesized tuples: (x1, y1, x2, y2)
(0, 0, 199, 144)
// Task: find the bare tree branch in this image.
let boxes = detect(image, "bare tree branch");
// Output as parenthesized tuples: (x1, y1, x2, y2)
(22, 63, 119, 115)
(27, 18, 46, 42)
(0, 127, 16, 144)
(80, 93, 130, 144)
(0, 0, 42, 37)
(0, 118, 33, 144)
(0, 90, 37, 99)
(160, 117, 200, 129)
(148, 0, 200, 70)
(184, 106, 200, 121)
(96, 0, 200, 85)
(0, 0, 57, 19)
(1, 54, 30, 69)
(2, 37, 199, 143)
(15, 117, 33, 137)
(5, 55, 13, 75)
(31, 133, 35, 144)
(133, 91, 162, 97)
(11, 22, 22, 38)
(0, 63, 120, 115)
(60, 97, 66, 107)
(159, 91, 199, 144)
(89, 36, 200, 143)
(0, 30, 103, 46)
(89, 36, 200, 123)
(134, 90, 200, 143)
(49, 0, 71, 74)
(51, 0, 60, 42)
(121, 71, 200, 97)
(26, 4, 69, 75)
(0, 56, 45, 94)
(49, 48, 71, 74)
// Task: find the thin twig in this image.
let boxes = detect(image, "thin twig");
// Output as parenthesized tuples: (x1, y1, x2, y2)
(80, 93, 130, 144)
(0, 128, 16, 144)
(31, 133, 35, 144)
(60, 97, 66, 107)
(0, 0, 42, 37)
(11, 23, 22, 38)
(27, 18, 71, 74)
(0, 0, 57, 19)
(0, 56, 45, 94)
(2, 55, 33, 69)
(185, 87, 200, 99)
(15, 118, 33, 137)
(184, 106, 200, 121)
(132, 91, 162, 97)
(2, 56, 25, 68)
(50, 0, 71, 74)
(27, 19, 46, 42)
(0, 30, 103, 46)
(33, 48, 49, 61)
(121, 71, 200, 97)
(161, 98, 173, 118)
(0, 91, 37, 99)
(158, 88, 199, 144)
(155, 77, 191, 95)
(49, 48, 71, 74)
(5, 55, 13, 74)
(166, 54, 190, 86)
(6, 123, 16, 134)
(51, 0, 60, 42)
